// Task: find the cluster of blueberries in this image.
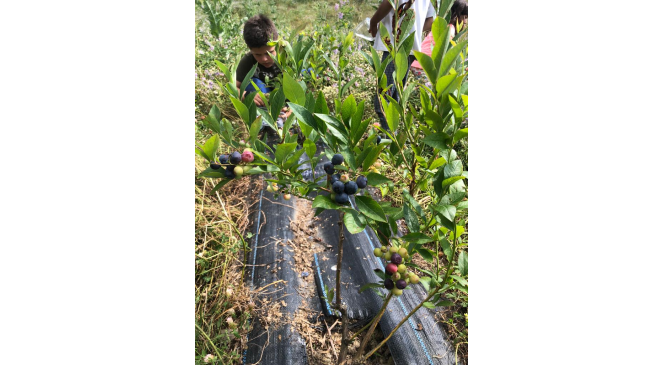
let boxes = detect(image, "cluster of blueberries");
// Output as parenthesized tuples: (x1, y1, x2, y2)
(210, 150, 254, 179)
(373, 246, 420, 296)
(323, 154, 368, 204)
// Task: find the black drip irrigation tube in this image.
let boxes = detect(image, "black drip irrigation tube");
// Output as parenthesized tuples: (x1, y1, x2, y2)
(242, 134, 460, 364)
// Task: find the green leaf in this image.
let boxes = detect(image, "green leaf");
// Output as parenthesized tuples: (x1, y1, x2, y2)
(398, 28, 415, 56)
(312, 195, 337, 210)
(230, 97, 250, 125)
(420, 277, 431, 292)
(435, 300, 454, 307)
(195, 146, 210, 162)
(370, 46, 382, 74)
(400, 233, 433, 244)
(422, 301, 436, 309)
(443, 160, 463, 178)
(380, 96, 399, 132)
(284, 147, 306, 170)
(423, 133, 451, 151)
(440, 39, 468, 77)
(458, 251, 468, 276)
(355, 196, 387, 223)
(283, 72, 306, 106)
(314, 91, 329, 114)
(303, 139, 317, 160)
(395, 48, 409, 86)
(436, 74, 457, 99)
(214, 60, 230, 81)
(341, 94, 357, 126)
(202, 135, 220, 163)
(340, 77, 359, 99)
(239, 63, 259, 99)
(289, 102, 319, 132)
(442, 176, 465, 189)
(373, 269, 386, 280)
(429, 156, 447, 170)
(366, 172, 391, 186)
(402, 204, 419, 233)
(359, 283, 384, 293)
(402, 190, 423, 217)
(252, 150, 275, 165)
(434, 204, 457, 230)
(378, 22, 392, 51)
(275, 143, 297, 164)
(362, 146, 383, 171)
(351, 117, 371, 148)
(451, 274, 467, 287)
(431, 17, 451, 72)
(322, 53, 339, 77)
(413, 50, 437, 86)
(270, 87, 286, 122)
(256, 107, 276, 132)
(198, 170, 226, 178)
(453, 128, 468, 144)
(249, 115, 262, 140)
(210, 179, 232, 194)
(342, 209, 366, 234)
(340, 147, 356, 171)
(450, 96, 463, 123)
(416, 246, 434, 262)
(439, 236, 452, 260)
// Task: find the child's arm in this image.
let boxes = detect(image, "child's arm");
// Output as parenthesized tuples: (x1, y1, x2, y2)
(369, 0, 394, 37)
(423, 16, 434, 36)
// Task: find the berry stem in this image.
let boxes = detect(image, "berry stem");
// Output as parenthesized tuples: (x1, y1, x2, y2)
(354, 292, 393, 361)
(362, 290, 437, 362)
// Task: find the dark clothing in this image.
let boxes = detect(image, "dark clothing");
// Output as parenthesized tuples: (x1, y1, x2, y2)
(235, 52, 281, 87)
(373, 51, 416, 131)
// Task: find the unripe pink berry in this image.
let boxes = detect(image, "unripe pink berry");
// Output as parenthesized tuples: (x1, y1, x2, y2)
(241, 151, 254, 163)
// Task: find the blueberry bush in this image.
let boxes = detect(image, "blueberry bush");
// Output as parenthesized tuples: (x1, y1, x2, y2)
(196, 1, 468, 363)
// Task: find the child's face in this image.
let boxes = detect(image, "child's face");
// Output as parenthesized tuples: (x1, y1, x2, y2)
(250, 45, 277, 68)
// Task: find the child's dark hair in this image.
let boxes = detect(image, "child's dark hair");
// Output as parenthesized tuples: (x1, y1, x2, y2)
(243, 15, 278, 49)
(450, 0, 468, 26)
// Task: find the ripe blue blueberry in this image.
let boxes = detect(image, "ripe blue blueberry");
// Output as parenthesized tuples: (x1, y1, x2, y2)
(323, 162, 335, 175)
(332, 181, 345, 194)
(334, 192, 349, 204)
(229, 151, 242, 165)
(219, 154, 229, 164)
(330, 173, 341, 184)
(210, 163, 221, 169)
(344, 181, 358, 195)
(384, 278, 394, 290)
(225, 165, 236, 179)
(331, 154, 344, 165)
(396, 279, 407, 290)
(377, 135, 382, 144)
(356, 175, 367, 189)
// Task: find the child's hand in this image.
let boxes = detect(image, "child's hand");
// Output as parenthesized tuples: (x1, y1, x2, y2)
(253, 93, 265, 107)
(369, 19, 378, 37)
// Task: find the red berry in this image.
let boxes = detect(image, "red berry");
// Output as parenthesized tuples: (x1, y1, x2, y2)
(385, 263, 398, 275)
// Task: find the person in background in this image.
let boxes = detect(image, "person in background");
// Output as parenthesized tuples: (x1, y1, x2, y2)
(235, 15, 281, 108)
(369, 0, 435, 131)
(410, 0, 468, 79)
